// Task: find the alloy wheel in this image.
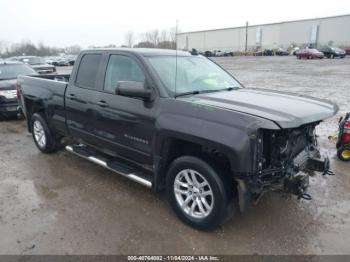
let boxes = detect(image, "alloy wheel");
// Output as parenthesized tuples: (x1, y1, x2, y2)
(174, 169, 214, 219)
(33, 120, 46, 148)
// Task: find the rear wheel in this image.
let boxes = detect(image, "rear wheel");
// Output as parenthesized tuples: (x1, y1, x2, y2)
(166, 156, 234, 230)
(30, 113, 61, 153)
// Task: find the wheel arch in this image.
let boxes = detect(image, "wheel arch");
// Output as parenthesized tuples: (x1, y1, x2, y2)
(152, 134, 240, 192)
(23, 98, 45, 132)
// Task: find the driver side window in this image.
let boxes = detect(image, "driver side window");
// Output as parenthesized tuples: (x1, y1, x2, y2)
(104, 55, 145, 93)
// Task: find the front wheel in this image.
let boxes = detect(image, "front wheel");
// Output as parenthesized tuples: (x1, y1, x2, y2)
(166, 156, 233, 230)
(30, 113, 61, 153)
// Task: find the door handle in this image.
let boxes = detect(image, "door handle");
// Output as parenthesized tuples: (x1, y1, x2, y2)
(97, 100, 109, 108)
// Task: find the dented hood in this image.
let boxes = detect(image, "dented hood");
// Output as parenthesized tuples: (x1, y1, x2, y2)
(181, 88, 339, 128)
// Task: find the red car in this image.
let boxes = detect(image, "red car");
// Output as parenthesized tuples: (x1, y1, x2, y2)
(346, 48, 350, 55)
(297, 49, 324, 59)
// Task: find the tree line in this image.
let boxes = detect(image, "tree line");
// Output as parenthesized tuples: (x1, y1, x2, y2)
(0, 40, 81, 58)
(124, 27, 178, 49)
(0, 27, 178, 58)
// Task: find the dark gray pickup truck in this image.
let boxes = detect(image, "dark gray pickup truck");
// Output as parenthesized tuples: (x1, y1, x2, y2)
(18, 48, 338, 230)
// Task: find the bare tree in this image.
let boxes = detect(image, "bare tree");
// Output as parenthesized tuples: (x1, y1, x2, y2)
(134, 27, 178, 50)
(145, 30, 159, 46)
(65, 45, 82, 55)
(169, 27, 177, 43)
(0, 40, 10, 56)
(159, 29, 168, 42)
(124, 31, 135, 48)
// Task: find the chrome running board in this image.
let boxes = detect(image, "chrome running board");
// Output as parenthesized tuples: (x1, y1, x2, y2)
(66, 145, 152, 188)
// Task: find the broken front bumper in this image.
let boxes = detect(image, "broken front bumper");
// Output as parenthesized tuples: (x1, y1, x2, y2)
(237, 152, 334, 211)
(284, 150, 334, 199)
(259, 148, 334, 199)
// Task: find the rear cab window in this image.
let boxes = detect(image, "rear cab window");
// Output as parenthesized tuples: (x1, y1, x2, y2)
(75, 54, 102, 89)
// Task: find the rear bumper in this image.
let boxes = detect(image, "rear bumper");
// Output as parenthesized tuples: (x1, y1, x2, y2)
(0, 101, 19, 114)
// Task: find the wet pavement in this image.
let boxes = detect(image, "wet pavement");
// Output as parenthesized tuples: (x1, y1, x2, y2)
(0, 57, 349, 254)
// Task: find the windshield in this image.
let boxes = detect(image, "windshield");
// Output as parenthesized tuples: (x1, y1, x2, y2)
(0, 64, 37, 80)
(22, 57, 45, 65)
(331, 47, 342, 52)
(148, 56, 241, 97)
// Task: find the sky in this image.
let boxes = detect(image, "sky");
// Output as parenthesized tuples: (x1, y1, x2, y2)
(0, 0, 350, 48)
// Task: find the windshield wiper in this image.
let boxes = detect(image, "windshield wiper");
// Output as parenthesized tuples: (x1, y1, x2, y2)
(175, 87, 238, 98)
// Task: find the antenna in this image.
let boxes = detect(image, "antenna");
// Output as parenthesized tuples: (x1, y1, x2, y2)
(174, 19, 178, 98)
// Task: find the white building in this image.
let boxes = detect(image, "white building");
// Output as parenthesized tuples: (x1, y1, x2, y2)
(177, 14, 350, 52)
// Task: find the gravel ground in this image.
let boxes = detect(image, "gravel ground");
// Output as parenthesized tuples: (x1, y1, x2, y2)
(0, 57, 349, 255)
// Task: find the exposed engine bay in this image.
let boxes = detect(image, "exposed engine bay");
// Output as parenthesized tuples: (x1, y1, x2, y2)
(252, 122, 333, 200)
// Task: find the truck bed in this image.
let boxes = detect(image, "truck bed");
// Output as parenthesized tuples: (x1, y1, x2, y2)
(18, 74, 70, 135)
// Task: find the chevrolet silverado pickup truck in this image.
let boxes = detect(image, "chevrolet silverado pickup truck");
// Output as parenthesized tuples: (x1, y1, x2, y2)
(11, 56, 56, 74)
(18, 48, 338, 230)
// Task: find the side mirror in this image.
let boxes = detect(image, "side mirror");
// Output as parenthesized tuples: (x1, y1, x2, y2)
(116, 81, 152, 100)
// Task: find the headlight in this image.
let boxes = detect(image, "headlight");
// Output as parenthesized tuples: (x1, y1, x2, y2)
(0, 90, 17, 99)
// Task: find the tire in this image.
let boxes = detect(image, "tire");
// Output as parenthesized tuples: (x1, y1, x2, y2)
(337, 146, 350, 162)
(166, 156, 233, 230)
(30, 113, 61, 153)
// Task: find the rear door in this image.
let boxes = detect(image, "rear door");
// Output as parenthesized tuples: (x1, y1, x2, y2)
(93, 52, 157, 165)
(65, 52, 104, 145)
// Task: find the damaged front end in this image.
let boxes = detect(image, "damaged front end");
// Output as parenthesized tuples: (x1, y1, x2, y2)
(242, 123, 333, 204)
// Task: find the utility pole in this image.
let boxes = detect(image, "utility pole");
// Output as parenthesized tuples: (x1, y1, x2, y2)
(245, 21, 248, 53)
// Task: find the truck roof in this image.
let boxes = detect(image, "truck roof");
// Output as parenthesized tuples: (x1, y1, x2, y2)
(84, 48, 193, 57)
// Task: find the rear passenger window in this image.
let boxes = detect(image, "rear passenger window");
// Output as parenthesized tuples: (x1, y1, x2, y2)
(104, 55, 145, 93)
(76, 54, 102, 89)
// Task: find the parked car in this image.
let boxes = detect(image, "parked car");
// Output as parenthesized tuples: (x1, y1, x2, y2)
(346, 48, 350, 56)
(254, 49, 274, 56)
(290, 47, 300, 55)
(275, 48, 289, 56)
(318, 47, 346, 58)
(213, 50, 225, 57)
(204, 51, 213, 57)
(68, 56, 76, 65)
(18, 48, 337, 230)
(0, 61, 37, 118)
(11, 56, 56, 74)
(223, 51, 234, 56)
(57, 58, 70, 66)
(296, 49, 324, 59)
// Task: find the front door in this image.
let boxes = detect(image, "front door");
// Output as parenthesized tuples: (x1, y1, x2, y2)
(93, 54, 156, 166)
